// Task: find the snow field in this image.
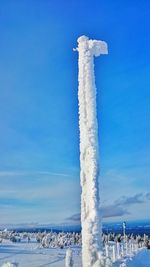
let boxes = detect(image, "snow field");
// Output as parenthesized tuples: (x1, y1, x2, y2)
(0, 229, 149, 266)
(0, 237, 149, 267)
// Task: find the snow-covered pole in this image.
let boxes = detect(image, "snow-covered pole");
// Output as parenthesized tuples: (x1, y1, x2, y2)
(66, 248, 73, 267)
(75, 36, 108, 267)
(123, 222, 126, 241)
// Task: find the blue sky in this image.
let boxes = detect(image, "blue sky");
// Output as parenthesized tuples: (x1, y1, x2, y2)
(0, 0, 150, 225)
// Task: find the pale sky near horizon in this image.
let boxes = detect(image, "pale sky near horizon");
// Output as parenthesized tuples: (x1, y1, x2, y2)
(0, 0, 150, 225)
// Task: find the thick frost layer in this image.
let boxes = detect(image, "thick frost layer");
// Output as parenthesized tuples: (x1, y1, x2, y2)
(77, 35, 108, 267)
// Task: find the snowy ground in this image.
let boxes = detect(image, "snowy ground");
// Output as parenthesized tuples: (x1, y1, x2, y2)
(0, 240, 150, 267)
(126, 249, 150, 267)
(0, 240, 81, 267)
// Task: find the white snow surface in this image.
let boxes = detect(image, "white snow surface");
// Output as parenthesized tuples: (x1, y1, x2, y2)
(0, 240, 81, 267)
(77, 35, 108, 267)
(126, 249, 150, 267)
(0, 240, 149, 267)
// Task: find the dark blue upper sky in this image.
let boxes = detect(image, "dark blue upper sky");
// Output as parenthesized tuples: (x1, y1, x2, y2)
(0, 0, 150, 224)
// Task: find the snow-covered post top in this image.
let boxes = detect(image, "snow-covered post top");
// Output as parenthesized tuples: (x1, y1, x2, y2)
(76, 35, 108, 56)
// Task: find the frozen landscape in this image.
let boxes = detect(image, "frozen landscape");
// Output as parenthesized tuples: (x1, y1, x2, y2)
(0, 33, 149, 267)
(0, 240, 150, 267)
(0, 1, 150, 266)
(0, 229, 149, 267)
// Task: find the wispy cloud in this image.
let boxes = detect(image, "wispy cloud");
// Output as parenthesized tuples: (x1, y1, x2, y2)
(100, 205, 129, 218)
(66, 192, 150, 223)
(115, 193, 150, 206)
(66, 213, 81, 223)
(0, 170, 70, 177)
(146, 193, 150, 200)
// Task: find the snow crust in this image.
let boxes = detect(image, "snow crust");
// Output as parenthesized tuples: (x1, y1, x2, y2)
(77, 35, 108, 267)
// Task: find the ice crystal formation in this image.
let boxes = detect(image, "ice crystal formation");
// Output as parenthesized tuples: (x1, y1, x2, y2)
(76, 35, 108, 267)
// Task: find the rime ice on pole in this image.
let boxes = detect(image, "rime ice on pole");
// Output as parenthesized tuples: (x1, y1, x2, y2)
(76, 36, 108, 267)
